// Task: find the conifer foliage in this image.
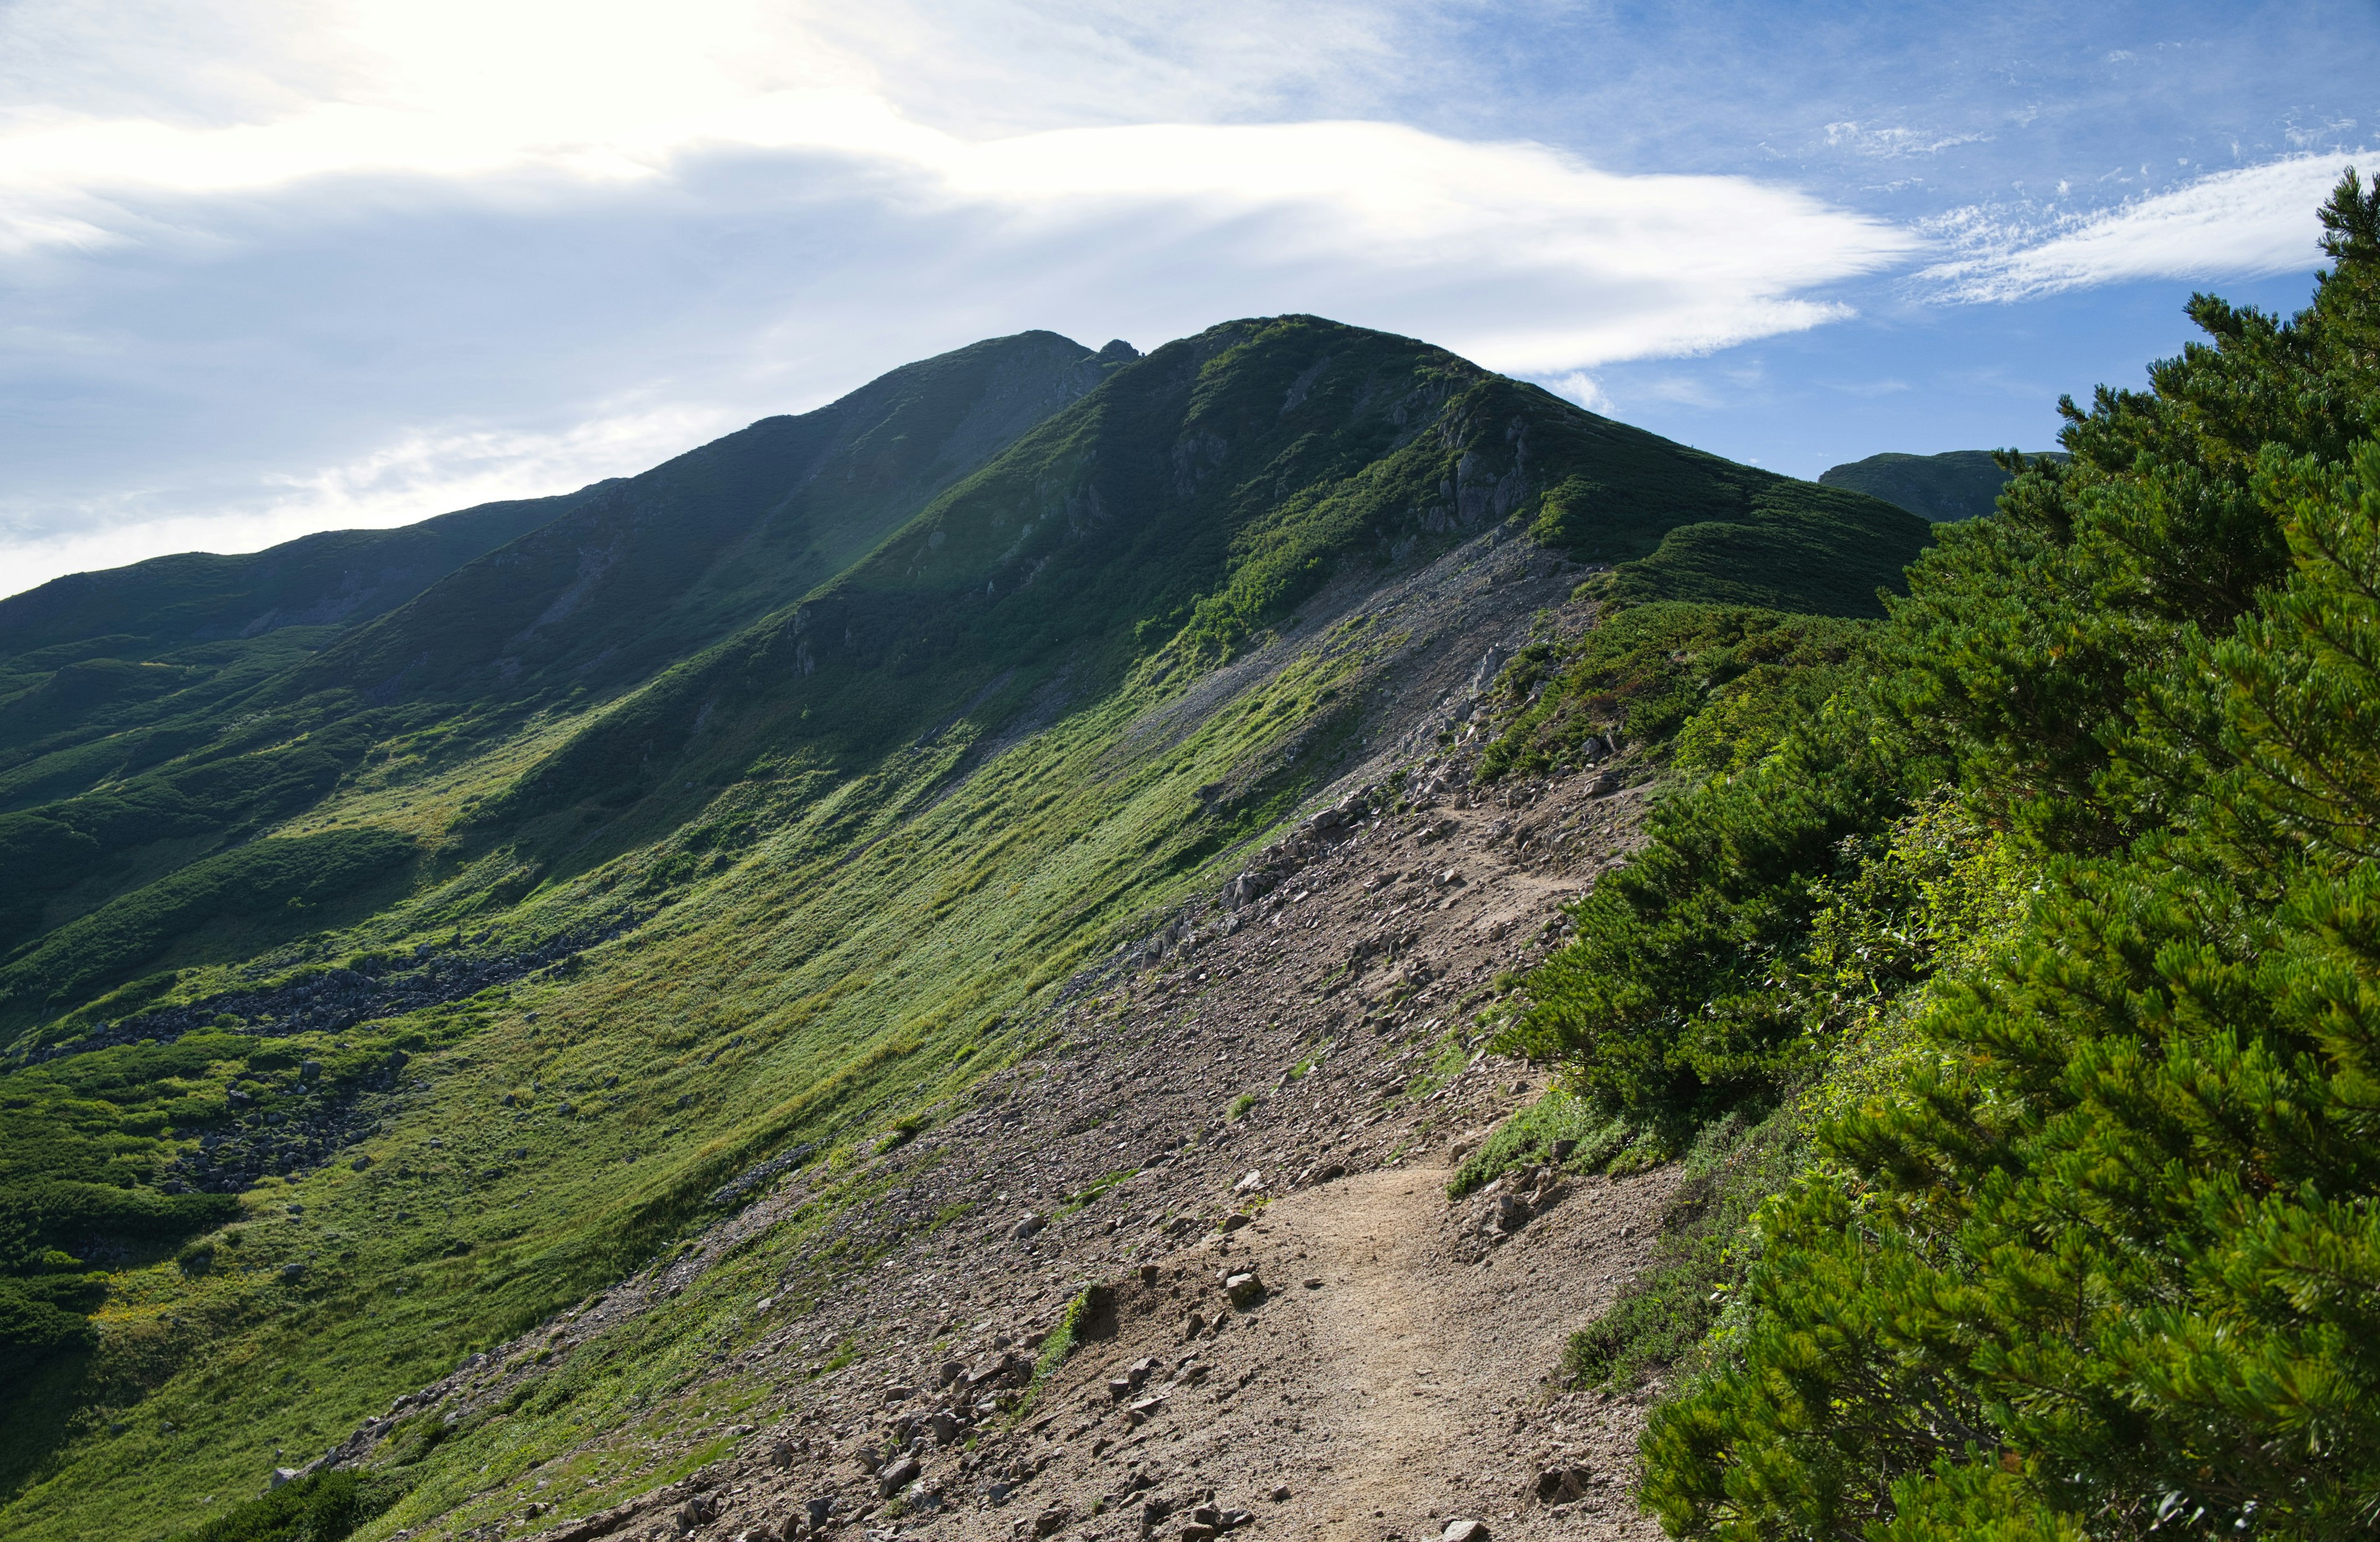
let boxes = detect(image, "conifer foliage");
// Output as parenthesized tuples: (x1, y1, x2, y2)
(1516, 175, 2380, 1538)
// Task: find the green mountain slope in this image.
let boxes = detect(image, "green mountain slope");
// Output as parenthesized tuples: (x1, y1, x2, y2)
(486, 316, 1929, 840)
(0, 313, 1931, 1542)
(0, 490, 601, 785)
(294, 331, 1134, 708)
(1817, 447, 2066, 522)
(0, 332, 1125, 992)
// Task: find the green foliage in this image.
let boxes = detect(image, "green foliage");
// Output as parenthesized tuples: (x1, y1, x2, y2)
(1502, 698, 1903, 1117)
(1582, 173, 2380, 1539)
(1445, 1088, 1622, 1198)
(0, 830, 415, 1024)
(160, 1471, 407, 1542)
(1476, 602, 1861, 782)
(1561, 1111, 1797, 1390)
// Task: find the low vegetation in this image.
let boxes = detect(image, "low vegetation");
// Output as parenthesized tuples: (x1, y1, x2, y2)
(1496, 173, 2380, 1538)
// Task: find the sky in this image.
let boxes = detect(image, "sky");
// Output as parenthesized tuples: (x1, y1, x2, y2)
(1, 1, 2374, 597)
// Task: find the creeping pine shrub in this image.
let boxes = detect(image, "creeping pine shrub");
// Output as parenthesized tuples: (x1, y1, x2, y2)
(1626, 177, 2380, 1540)
(162, 1471, 408, 1542)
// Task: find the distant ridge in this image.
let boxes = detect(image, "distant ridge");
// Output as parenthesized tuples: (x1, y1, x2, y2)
(1818, 447, 2066, 522)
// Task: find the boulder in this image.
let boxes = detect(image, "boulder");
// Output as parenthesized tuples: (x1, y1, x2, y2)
(877, 1455, 921, 1497)
(1223, 1271, 1263, 1308)
(1009, 1214, 1047, 1242)
(1443, 1521, 1491, 1542)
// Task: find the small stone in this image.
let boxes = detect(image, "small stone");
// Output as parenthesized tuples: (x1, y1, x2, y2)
(1009, 1214, 1047, 1241)
(877, 1455, 921, 1497)
(1443, 1520, 1491, 1542)
(938, 1359, 966, 1386)
(1233, 1170, 1263, 1194)
(1269, 1487, 1291, 1503)
(1224, 1272, 1263, 1308)
(1303, 1277, 1324, 1290)
(1535, 1464, 1593, 1504)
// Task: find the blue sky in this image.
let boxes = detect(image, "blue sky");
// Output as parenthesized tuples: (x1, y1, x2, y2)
(0, 0, 2372, 595)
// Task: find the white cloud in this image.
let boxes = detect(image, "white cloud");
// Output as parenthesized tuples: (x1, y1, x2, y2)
(1922, 151, 2366, 301)
(2, 403, 723, 597)
(0, 0, 1928, 597)
(1538, 372, 1615, 415)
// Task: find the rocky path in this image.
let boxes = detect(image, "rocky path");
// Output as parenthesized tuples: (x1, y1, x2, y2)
(989, 1162, 1677, 1542)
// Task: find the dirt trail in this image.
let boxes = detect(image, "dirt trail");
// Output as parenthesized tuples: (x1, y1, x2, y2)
(1012, 1163, 1675, 1542)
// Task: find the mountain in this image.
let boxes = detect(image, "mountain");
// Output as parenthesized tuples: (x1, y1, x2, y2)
(1817, 447, 2065, 521)
(0, 331, 1130, 984)
(0, 490, 599, 783)
(0, 314, 1929, 1542)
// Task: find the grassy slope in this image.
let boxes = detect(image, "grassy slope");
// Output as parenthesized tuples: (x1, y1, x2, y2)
(0, 332, 1119, 996)
(0, 314, 1933, 1542)
(0, 490, 605, 785)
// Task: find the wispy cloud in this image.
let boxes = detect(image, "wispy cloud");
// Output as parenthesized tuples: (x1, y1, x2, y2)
(1921, 151, 2365, 302)
(1822, 121, 1988, 159)
(1538, 372, 1616, 415)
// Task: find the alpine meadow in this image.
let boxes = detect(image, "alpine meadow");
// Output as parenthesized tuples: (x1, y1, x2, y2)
(2, 165, 2378, 1542)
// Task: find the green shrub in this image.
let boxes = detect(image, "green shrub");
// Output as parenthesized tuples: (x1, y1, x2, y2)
(1445, 1088, 1624, 1197)
(161, 1470, 407, 1542)
(0, 829, 414, 1020)
(1560, 1110, 1797, 1389)
(1623, 174, 2380, 1539)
